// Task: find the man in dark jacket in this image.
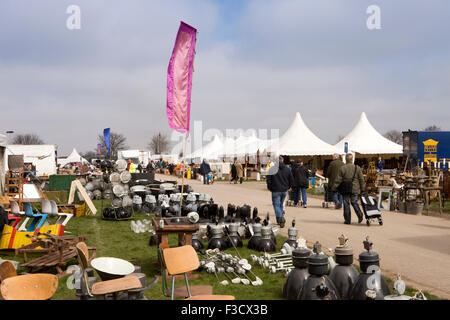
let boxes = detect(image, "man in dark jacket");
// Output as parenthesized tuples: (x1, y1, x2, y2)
(326, 153, 345, 209)
(200, 160, 211, 185)
(375, 157, 385, 172)
(292, 159, 310, 208)
(266, 156, 294, 228)
(332, 153, 365, 224)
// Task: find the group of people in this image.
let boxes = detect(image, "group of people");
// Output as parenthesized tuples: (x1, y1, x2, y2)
(126, 159, 155, 174)
(266, 156, 314, 228)
(230, 160, 244, 184)
(267, 153, 367, 227)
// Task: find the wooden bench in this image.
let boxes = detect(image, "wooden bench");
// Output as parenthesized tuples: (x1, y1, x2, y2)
(16, 233, 96, 277)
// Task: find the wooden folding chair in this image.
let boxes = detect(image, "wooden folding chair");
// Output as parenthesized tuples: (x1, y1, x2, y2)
(162, 245, 235, 300)
(75, 242, 142, 299)
(1, 273, 58, 300)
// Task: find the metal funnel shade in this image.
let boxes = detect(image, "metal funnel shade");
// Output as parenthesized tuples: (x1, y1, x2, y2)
(91, 257, 135, 281)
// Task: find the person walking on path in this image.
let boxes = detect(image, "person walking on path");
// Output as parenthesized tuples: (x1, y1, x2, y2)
(326, 153, 345, 209)
(332, 153, 365, 225)
(236, 161, 244, 184)
(200, 159, 212, 185)
(230, 161, 238, 184)
(266, 156, 294, 228)
(292, 159, 310, 208)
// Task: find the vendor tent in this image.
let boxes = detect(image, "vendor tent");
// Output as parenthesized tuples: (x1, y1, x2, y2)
(334, 112, 403, 155)
(57, 148, 88, 167)
(188, 134, 224, 162)
(268, 112, 341, 156)
(118, 149, 151, 166)
(6, 145, 57, 176)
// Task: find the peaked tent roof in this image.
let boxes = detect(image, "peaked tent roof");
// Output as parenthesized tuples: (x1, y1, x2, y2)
(268, 112, 341, 156)
(334, 112, 403, 155)
(58, 148, 88, 166)
(188, 134, 224, 160)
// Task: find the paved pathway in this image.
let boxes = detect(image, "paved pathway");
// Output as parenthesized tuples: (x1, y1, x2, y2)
(157, 174, 450, 298)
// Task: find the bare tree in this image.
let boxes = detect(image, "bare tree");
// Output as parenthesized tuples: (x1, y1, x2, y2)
(81, 151, 97, 163)
(384, 130, 403, 144)
(97, 131, 128, 159)
(11, 133, 45, 145)
(423, 125, 441, 131)
(148, 133, 170, 154)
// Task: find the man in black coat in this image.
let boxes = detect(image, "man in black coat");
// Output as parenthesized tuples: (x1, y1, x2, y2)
(200, 160, 211, 185)
(292, 159, 311, 208)
(266, 156, 294, 228)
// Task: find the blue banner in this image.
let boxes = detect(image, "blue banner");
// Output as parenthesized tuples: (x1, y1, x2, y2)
(103, 128, 110, 157)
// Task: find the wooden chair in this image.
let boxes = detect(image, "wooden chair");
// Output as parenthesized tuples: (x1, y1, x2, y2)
(1, 273, 58, 300)
(0, 261, 17, 282)
(75, 242, 142, 299)
(162, 245, 235, 300)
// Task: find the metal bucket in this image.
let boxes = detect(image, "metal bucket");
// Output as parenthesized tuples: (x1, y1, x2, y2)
(111, 197, 123, 208)
(109, 172, 121, 184)
(113, 184, 125, 197)
(122, 196, 133, 207)
(85, 182, 95, 192)
(92, 189, 102, 200)
(91, 180, 102, 190)
(102, 189, 113, 200)
(120, 171, 132, 184)
(406, 201, 423, 215)
(115, 159, 128, 172)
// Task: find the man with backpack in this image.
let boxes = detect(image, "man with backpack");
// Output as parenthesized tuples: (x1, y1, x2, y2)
(332, 153, 365, 225)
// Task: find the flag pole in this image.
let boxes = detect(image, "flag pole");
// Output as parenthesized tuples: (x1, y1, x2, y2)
(179, 134, 188, 215)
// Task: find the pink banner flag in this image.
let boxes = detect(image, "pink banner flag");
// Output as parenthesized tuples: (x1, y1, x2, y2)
(166, 21, 197, 135)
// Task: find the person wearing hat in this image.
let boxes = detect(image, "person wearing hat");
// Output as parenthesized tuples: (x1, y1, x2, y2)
(266, 156, 294, 228)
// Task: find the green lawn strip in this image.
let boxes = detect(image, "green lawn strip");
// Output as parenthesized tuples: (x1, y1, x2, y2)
(0, 199, 443, 300)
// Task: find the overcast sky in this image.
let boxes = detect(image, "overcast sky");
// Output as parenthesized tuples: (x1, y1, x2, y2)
(1, 0, 449, 156)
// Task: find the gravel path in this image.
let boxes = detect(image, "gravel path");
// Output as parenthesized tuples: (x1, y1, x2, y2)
(157, 173, 450, 299)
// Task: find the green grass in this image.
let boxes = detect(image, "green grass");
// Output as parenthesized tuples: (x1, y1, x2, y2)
(0, 199, 443, 300)
(428, 199, 450, 214)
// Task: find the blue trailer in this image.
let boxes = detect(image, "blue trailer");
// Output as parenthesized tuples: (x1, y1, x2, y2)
(403, 130, 450, 170)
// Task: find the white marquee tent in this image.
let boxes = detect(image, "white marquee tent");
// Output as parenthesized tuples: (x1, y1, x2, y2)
(188, 134, 224, 161)
(6, 144, 57, 176)
(57, 148, 88, 167)
(267, 112, 341, 156)
(334, 112, 403, 155)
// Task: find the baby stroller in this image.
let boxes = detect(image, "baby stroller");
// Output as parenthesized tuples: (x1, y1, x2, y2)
(360, 193, 383, 226)
(322, 183, 334, 208)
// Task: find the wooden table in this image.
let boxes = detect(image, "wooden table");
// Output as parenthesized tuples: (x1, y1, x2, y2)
(152, 217, 199, 250)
